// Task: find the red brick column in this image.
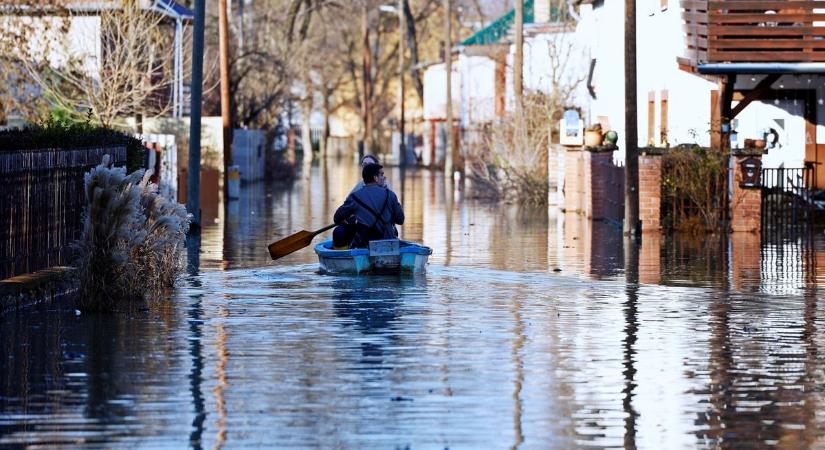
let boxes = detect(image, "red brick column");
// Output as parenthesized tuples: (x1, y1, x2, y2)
(588, 152, 613, 220)
(638, 154, 662, 232)
(564, 149, 586, 215)
(730, 154, 762, 233)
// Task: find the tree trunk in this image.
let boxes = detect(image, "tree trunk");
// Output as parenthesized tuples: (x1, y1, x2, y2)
(362, 7, 374, 154)
(219, 0, 233, 192)
(444, 0, 453, 175)
(514, 0, 524, 109)
(301, 74, 314, 165)
(321, 87, 331, 159)
(402, 0, 424, 103)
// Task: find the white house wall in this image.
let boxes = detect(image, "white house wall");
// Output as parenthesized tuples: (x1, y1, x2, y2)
(638, 0, 819, 170)
(732, 74, 825, 169)
(423, 63, 460, 120)
(457, 54, 496, 126)
(0, 15, 102, 77)
(637, 0, 716, 151)
(576, 1, 627, 160)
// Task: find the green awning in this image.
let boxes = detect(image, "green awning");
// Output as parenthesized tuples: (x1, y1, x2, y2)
(461, 0, 540, 46)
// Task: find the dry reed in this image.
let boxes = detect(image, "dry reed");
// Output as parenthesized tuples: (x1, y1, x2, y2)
(73, 155, 189, 311)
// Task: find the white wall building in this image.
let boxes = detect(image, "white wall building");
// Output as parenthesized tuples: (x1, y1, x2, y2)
(576, 0, 825, 176)
(1, 0, 192, 122)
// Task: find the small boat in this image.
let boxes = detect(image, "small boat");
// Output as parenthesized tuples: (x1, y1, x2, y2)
(314, 238, 433, 274)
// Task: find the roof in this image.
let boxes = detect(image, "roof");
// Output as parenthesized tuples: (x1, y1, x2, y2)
(461, 0, 535, 46)
(460, 0, 571, 46)
(698, 63, 825, 75)
(0, 0, 193, 21)
(151, 0, 193, 21)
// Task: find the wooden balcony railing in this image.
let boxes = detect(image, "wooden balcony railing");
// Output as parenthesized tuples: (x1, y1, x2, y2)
(680, 0, 825, 69)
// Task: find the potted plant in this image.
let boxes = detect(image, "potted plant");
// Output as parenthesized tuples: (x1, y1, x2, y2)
(584, 124, 604, 147)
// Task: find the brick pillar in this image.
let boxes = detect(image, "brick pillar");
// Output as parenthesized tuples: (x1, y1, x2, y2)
(564, 149, 586, 214)
(548, 144, 565, 206)
(730, 154, 762, 233)
(564, 147, 618, 220)
(588, 151, 613, 219)
(638, 154, 662, 232)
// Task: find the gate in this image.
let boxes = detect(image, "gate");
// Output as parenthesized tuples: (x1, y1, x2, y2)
(760, 167, 814, 236)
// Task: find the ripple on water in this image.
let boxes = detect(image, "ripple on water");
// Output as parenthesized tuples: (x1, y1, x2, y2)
(2, 261, 825, 448)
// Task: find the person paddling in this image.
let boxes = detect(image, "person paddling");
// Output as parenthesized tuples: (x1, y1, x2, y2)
(333, 163, 404, 248)
(350, 154, 390, 194)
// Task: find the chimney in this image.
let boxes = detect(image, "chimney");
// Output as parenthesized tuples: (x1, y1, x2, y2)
(535, 0, 551, 23)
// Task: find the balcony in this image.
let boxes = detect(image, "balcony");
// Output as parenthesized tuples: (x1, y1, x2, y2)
(679, 1, 825, 73)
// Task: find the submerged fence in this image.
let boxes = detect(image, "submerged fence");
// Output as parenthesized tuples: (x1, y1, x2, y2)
(0, 147, 127, 280)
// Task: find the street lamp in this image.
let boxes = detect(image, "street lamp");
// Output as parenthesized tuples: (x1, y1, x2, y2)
(380, 3, 406, 168)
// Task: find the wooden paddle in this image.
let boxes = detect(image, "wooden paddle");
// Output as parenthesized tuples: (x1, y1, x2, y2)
(267, 223, 336, 260)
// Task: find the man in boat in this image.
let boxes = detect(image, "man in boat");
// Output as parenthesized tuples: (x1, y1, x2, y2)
(350, 154, 386, 193)
(333, 163, 404, 248)
(332, 155, 384, 248)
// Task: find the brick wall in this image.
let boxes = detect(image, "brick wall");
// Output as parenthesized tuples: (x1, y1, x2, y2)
(564, 149, 623, 221)
(564, 149, 587, 215)
(730, 155, 762, 233)
(589, 152, 616, 220)
(638, 155, 662, 232)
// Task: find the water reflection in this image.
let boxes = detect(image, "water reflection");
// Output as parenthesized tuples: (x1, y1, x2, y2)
(3, 159, 825, 448)
(0, 300, 189, 447)
(623, 239, 640, 450)
(332, 276, 424, 367)
(192, 159, 825, 293)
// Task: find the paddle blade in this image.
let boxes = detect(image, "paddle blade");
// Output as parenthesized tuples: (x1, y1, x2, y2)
(267, 230, 316, 260)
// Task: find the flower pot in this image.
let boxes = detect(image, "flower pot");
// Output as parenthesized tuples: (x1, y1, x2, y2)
(584, 130, 604, 147)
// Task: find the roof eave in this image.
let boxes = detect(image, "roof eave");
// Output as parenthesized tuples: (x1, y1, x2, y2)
(698, 62, 825, 75)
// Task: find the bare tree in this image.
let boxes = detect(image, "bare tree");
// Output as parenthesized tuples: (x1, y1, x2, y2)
(0, 1, 71, 122)
(23, 2, 181, 127)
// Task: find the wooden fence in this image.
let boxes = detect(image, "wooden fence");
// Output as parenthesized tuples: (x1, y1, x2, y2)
(0, 147, 128, 280)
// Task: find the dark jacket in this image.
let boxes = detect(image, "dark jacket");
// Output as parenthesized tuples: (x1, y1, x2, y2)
(334, 184, 404, 242)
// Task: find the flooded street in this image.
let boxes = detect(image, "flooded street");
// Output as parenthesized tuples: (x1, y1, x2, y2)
(3, 159, 825, 448)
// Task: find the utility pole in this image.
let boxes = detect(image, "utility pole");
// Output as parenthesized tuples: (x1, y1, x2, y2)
(443, 0, 453, 176)
(398, 0, 406, 168)
(514, 0, 524, 109)
(219, 0, 233, 196)
(362, 6, 373, 156)
(624, 0, 640, 237)
(187, 0, 206, 230)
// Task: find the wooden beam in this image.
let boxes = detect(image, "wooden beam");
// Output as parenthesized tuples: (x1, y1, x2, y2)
(719, 74, 735, 152)
(729, 73, 780, 119)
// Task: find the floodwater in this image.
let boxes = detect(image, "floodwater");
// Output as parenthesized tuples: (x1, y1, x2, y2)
(2, 158, 825, 449)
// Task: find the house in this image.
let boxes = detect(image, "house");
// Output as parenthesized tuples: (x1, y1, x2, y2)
(421, 0, 587, 167)
(575, 0, 825, 188)
(676, 0, 825, 188)
(0, 0, 193, 124)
